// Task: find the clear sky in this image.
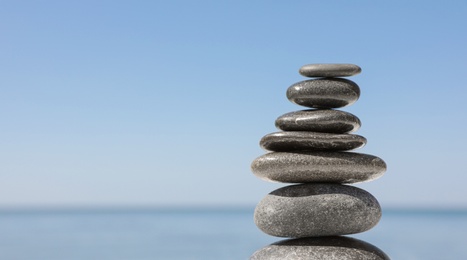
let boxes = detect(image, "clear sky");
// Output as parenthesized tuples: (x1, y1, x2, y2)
(1, 1, 466, 209)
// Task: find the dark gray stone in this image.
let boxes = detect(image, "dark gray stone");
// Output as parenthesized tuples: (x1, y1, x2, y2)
(275, 109, 361, 133)
(251, 151, 386, 184)
(287, 78, 360, 108)
(299, 64, 362, 78)
(250, 236, 390, 260)
(260, 132, 366, 152)
(254, 184, 381, 238)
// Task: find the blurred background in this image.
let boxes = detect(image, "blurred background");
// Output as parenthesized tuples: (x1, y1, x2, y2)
(1, 1, 466, 259)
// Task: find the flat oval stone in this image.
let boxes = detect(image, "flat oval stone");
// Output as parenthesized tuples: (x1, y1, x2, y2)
(250, 236, 390, 260)
(260, 132, 366, 152)
(299, 63, 362, 78)
(251, 151, 386, 184)
(254, 184, 381, 238)
(287, 78, 360, 108)
(275, 109, 361, 133)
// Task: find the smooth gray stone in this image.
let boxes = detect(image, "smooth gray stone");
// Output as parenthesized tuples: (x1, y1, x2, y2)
(260, 132, 366, 152)
(287, 78, 360, 108)
(254, 184, 381, 238)
(250, 236, 390, 260)
(299, 63, 362, 78)
(275, 109, 361, 133)
(251, 151, 386, 184)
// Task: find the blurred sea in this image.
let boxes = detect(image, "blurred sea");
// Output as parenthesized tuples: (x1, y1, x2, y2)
(0, 208, 465, 260)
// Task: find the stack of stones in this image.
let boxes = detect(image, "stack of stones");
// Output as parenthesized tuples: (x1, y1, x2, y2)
(250, 64, 390, 259)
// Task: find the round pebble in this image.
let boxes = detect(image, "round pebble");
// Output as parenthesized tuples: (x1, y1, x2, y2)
(250, 236, 390, 260)
(275, 109, 361, 133)
(260, 132, 366, 152)
(254, 184, 381, 238)
(299, 63, 362, 78)
(286, 78, 360, 108)
(251, 151, 386, 184)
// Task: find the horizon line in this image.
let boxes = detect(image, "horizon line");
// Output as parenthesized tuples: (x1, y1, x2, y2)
(0, 205, 466, 214)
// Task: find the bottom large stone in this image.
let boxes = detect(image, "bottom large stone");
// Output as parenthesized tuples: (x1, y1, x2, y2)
(254, 184, 381, 237)
(250, 236, 390, 260)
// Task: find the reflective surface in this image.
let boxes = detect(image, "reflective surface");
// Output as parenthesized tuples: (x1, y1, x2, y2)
(0, 209, 466, 259)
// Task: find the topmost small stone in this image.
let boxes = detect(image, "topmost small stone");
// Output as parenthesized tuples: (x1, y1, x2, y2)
(299, 64, 361, 78)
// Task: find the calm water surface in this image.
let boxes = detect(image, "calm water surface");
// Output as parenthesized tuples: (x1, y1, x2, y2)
(0, 208, 465, 259)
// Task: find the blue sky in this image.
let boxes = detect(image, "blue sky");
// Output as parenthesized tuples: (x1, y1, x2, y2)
(1, 1, 466, 208)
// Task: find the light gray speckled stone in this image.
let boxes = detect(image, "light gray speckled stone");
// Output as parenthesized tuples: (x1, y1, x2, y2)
(251, 151, 386, 184)
(287, 78, 360, 108)
(254, 184, 381, 238)
(299, 64, 362, 78)
(250, 236, 390, 260)
(260, 132, 366, 152)
(275, 109, 361, 133)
